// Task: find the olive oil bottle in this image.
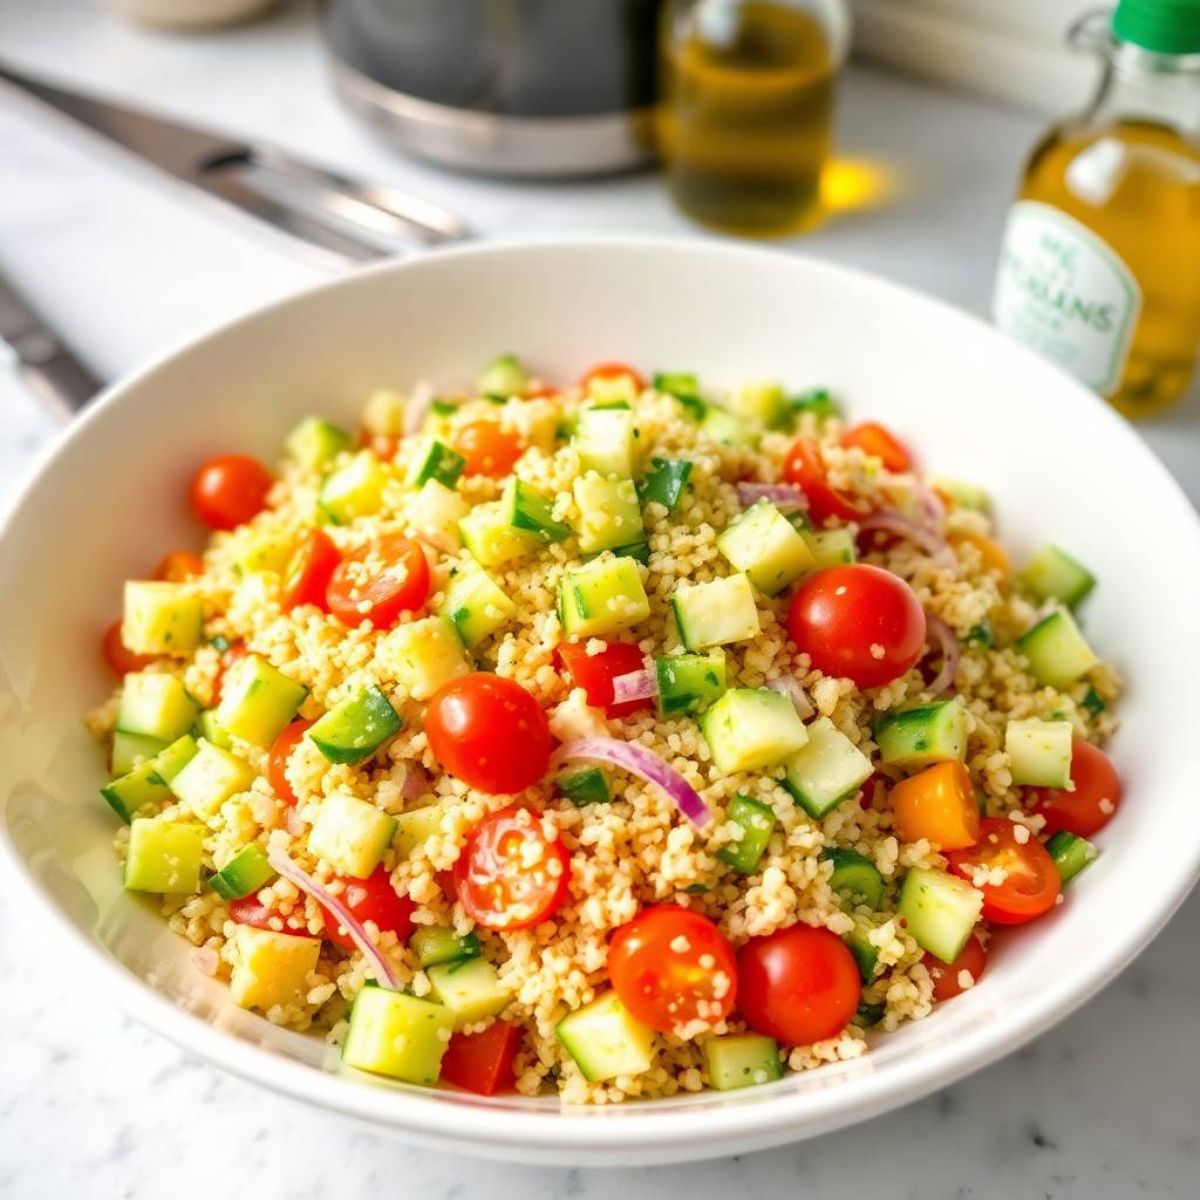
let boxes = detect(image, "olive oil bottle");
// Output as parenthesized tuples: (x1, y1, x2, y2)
(993, 1, 1200, 417)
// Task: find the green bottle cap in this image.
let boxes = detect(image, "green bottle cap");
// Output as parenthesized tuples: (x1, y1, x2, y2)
(1113, 0, 1200, 54)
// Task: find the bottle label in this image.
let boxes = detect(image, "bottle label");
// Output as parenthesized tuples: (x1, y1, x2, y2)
(992, 200, 1141, 395)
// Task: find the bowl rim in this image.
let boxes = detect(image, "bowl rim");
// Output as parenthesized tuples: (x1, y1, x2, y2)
(3, 233, 1199, 1162)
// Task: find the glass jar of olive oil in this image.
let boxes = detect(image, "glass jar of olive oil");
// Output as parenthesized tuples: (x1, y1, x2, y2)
(993, 1, 1200, 418)
(659, 0, 850, 236)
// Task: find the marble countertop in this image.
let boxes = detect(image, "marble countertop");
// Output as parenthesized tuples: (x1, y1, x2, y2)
(1, 2, 1198, 1196)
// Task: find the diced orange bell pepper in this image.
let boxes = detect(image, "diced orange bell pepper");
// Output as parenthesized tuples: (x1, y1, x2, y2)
(891, 761, 981, 850)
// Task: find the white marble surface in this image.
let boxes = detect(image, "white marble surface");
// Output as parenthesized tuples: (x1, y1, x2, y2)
(2, 2, 1199, 1196)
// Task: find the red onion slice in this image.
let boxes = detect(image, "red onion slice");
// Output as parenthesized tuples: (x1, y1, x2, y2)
(402, 380, 437, 438)
(915, 481, 946, 528)
(400, 761, 432, 801)
(736, 482, 809, 511)
(267, 847, 402, 990)
(550, 737, 711, 829)
(923, 613, 961, 696)
(611, 668, 658, 705)
(765, 676, 814, 720)
(858, 510, 954, 565)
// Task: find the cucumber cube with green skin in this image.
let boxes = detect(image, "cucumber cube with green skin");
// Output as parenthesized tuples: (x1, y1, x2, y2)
(122, 581, 203, 657)
(874, 699, 967, 768)
(672, 574, 761, 651)
(407, 438, 466, 490)
(727, 379, 787, 428)
(636, 458, 692, 511)
(574, 406, 637, 478)
(101, 760, 171, 823)
(822, 847, 885, 908)
(927, 475, 989, 513)
(394, 804, 446, 858)
(704, 1034, 783, 1091)
(559, 556, 651, 639)
(149, 734, 200, 785)
(208, 843, 276, 901)
(110, 731, 167, 777)
(215, 653, 307, 749)
(585, 372, 640, 405)
(655, 650, 727, 716)
(716, 500, 816, 596)
(1019, 545, 1096, 608)
(805, 528, 858, 568)
(1046, 831, 1099, 884)
(459, 500, 541, 568)
(478, 353, 529, 398)
(307, 792, 398, 878)
(195, 709, 232, 749)
(1017, 609, 1098, 687)
(1005, 718, 1074, 787)
(701, 688, 809, 774)
(787, 388, 841, 421)
(231, 926, 321, 1012)
(503, 477, 571, 544)
(169, 740, 256, 818)
(698, 406, 758, 448)
(652, 371, 700, 400)
(782, 716, 874, 819)
(556, 991, 656, 1083)
(573, 473, 643, 555)
(342, 988, 455, 1085)
(426, 957, 512, 1026)
(716, 794, 777, 874)
(285, 416, 352, 471)
(410, 927, 481, 969)
(124, 818, 206, 893)
(845, 917, 880, 982)
(381, 615, 471, 701)
(308, 684, 403, 765)
(438, 562, 516, 647)
(319, 451, 387, 524)
(408, 478, 469, 550)
(897, 867, 983, 963)
(557, 766, 611, 807)
(116, 672, 200, 741)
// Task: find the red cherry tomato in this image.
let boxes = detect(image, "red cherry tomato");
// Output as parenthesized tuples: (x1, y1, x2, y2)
(782, 438, 874, 525)
(1028, 739, 1121, 838)
(924, 932, 987, 1002)
(557, 641, 652, 718)
(426, 674, 551, 794)
(326, 535, 430, 630)
(439, 1021, 522, 1096)
(190, 454, 274, 531)
(841, 422, 913, 473)
(360, 429, 399, 460)
(946, 818, 1060, 926)
(282, 529, 342, 613)
(608, 906, 737, 1034)
(737, 924, 862, 1046)
(228, 896, 312, 937)
(154, 550, 204, 582)
(102, 619, 155, 675)
(267, 719, 313, 806)
(453, 421, 523, 478)
(320, 865, 416, 951)
(787, 564, 927, 689)
(579, 362, 646, 392)
(454, 805, 570, 931)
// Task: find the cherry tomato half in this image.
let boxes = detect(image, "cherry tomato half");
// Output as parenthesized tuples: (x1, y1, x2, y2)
(439, 1021, 522, 1096)
(267, 718, 313, 807)
(946, 818, 1060, 926)
(321, 865, 416, 951)
(282, 529, 342, 613)
(580, 362, 646, 392)
(190, 454, 274, 531)
(924, 932, 987, 1002)
(1028, 739, 1122, 838)
(453, 421, 523, 478)
(102, 619, 155, 676)
(782, 438, 874, 525)
(426, 674, 551, 794)
(787, 564, 927, 689)
(454, 805, 570, 931)
(841, 422, 913, 474)
(608, 906, 737, 1034)
(154, 550, 204, 582)
(737, 924, 861, 1046)
(557, 640, 653, 718)
(326, 535, 430, 630)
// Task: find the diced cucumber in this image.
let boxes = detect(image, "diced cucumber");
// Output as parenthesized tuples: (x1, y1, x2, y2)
(381, 615, 471, 701)
(149, 734, 200, 785)
(101, 760, 170, 823)
(574, 405, 637, 478)
(362, 390, 405, 437)
(1019, 545, 1096, 608)
(585, 370, 640, 406)
(215, 653, 307, 749)
(636, 457, 692, 511)
(410, 927, 481, 969)
(557, 766, 611, 807)
(701, 688, 809, 774)
(479, 352, 529, 398)
(704, 1034, 782, 1091)
(438, 561, 516, 647)
(122, 581, 203, 657)
(805, 528, 858, 568)
(559, 556, 651, 639)
(458, 500, 540, 568)
(927, 475, 990, 513)
(573, 473, 643, 555)
(209, 843, 276, 901)
(423, 398, 459, 438)
(897, 867, 982, 963)
(407, 478, 469, 550)
(655, 650, 727, 716)
(426, 957, 512, 1026)
(1017, 610, 1098, 687)
(874, 699, 967, 767)
(1005, 718, 1074, 787)
(124, 818, 205, 893)
(822, 848, 884, 908)
(394, 804, 445, 858)
(110, 731, 167, 777)
(717, 500, 815, 596)
(342, 987, 455, 1085)
(556, 991, 656, 1083)
(783, 716, 874, 819)
(787, 388, 840, 421)
(285, 415, 352, 471)
(116, 672, 199, 741)
(716, 794, 777, 874)
(698, 406, 757, 448)
(845, 917, 880, 982)
(319, 451, 387, 524)
(230, 925, 322, 1012)
(727, 379, 787, 428)
(231, 528, 293, 576)
(407, 438, 466, 490)
(652, 371, 699, 400)
(307, 792, 398, 878)
(195, 709, 232, 750)
(308, 684, 403, 765)
(672, 574, 760, 651)
(169, 740, 256, 818)
(503, 477, 570, 544)
(1046, 831, 1098, 884)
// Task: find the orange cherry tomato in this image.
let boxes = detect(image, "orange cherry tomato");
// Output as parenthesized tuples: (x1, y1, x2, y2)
(946, 818, 1060, 926)
(453, 421, 523, 477)
(326, 535, 430, 630)
(842, 422, 913, 473)
(925, 932, 987, 1001)
(282, 529, 342, 612)
(579, 362, 646, 392)
(102, 619, 155, 676)
(439, 1021, 522, 1096)
(782, 438, 874, 525)
(190, 454, 273, 531)
(267, 718, 313, 806)
(949, 530, 1010, 581)
(524, 383, 560, 400)
(1029, 739, 1121, 838)
(890, 761, 981, 850)
(153, 550, 204, 582)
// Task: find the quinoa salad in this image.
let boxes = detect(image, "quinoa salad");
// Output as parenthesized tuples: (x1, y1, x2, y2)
(90, 356, 1123, 1104)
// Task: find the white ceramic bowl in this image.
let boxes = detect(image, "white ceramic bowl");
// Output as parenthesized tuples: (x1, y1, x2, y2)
(2, 238, 1198, 1166)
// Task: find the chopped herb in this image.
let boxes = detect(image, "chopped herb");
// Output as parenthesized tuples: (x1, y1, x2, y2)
(788, 388, 841, 421)
(853, 1000, 886, 1028)
(557, 767, 611, 807)
(1081, 686, 1106, 716)
(963, 621, 993, 647)
(682, 883, 709, 894)
(209, 635, 231, 653)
